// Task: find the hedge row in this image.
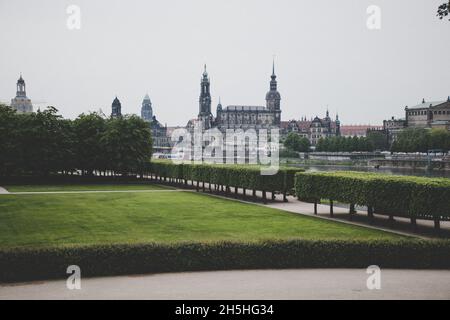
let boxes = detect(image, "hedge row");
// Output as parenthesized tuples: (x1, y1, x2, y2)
(1, 240, 450, 282)
(149, 161, 304, 200)
(295, 171, 450, 221)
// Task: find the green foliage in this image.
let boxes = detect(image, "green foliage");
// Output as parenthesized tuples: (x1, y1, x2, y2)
(366, 130, 389, 151)
(150, 161, 304, 195)
(1, 239, 449, 282)
(391, 128, 450, 152)
(283, 132, 310, 152)
(295, 171, 450, 220)
(315, 136, 374, 152)
(0, 105, 152, 176)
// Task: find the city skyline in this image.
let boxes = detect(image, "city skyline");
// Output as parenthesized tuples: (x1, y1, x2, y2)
(1, 0, 449, 126)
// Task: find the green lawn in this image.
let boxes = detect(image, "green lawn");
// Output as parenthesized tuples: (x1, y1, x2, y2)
(0, 188, 408, 248)
(3, 183, 172, 192)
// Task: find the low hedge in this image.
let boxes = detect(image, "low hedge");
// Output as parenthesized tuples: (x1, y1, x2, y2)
(295, 171, 450, 221)
(1, 240, 450, 283)
(150, 161, 304, 197)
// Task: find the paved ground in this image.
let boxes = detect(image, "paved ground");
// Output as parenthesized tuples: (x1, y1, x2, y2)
(1, 269, 449, 300)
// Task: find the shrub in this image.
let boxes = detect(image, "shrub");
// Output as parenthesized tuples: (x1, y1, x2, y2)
(1, 240, 449, 283)
(295, 171, 450, 220)
(150, 161, 304, 197)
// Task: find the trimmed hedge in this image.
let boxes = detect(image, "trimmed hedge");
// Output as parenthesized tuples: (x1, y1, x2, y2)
(1, 240, 450, 283)
(295, 171, 450, 221)
(149, 161, 304, 199)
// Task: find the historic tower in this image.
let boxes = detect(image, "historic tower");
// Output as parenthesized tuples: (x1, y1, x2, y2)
(141, 94, 153, 121)
(198, 65, 213, 129)
(11, 74, 33, 113)
(265, 61, 281, 125)
(111, 97, 122, 118)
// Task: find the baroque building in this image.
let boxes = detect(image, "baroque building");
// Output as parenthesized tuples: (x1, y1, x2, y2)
(405, 97, 450, 130)
(281, 110, 341, 146)
(11, 75, 33, 113)
(382, 97, 450, 143)
(191, 63, 282, 133)
(215, 62, 281, 131)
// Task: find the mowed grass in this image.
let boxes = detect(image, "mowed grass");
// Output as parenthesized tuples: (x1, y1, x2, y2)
(3, 183, 172, 192)
(0, 190, 407, 248)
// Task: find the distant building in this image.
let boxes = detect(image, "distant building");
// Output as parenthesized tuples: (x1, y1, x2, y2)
(111, 97, 122, 118)
(139, 94, 171, 152)
(382, 97, 450, 144)
(11, 74, 33, 113)
(149, 116, 170, 152)
(192, 62, 282, 132)
(281, 111, 341, 146)
(340, 124, 383, 137)
(141, 94, 153, 121)
(382, 117, 406, 144)
(405, 97, 450, 130)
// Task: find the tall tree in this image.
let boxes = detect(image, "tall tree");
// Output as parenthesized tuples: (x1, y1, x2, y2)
(438, 1, 450, 20)
(101, 115, 153, 175)
(73, 113, 107, 175)
(283, 132, 310, 152)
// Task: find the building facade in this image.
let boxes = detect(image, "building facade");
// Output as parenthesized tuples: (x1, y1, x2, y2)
(405, 97, 450, 130)
(11, 75, 33, 113)
(281, 111, 341, 146)
(193, 63, 282, 133)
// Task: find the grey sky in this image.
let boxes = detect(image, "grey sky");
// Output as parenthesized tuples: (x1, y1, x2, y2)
(0, 0, 449, 126)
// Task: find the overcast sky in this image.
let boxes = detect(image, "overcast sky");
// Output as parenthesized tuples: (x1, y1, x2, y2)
(0, 0, 449, 126)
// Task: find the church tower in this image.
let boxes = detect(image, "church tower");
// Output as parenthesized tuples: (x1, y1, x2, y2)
(198, 65, 213, 129)
(11, 74, 33, 113)
(111, 97, 122, 118)
(141, 94, 153, 121)
(265, 60, 281, 125)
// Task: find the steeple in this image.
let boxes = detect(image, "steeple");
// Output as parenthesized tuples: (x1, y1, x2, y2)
(266, 59, 281, 113)
(422, 98, 426, 104)
(270, 58, 277, 91)
(199, 65, 213, 129)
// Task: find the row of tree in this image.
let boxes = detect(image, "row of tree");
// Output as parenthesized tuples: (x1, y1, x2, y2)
(315, 136, 375, 152)
(0, 105, 153, 176)
(283, 132, 375, 153)
(391, 128, 450, 153)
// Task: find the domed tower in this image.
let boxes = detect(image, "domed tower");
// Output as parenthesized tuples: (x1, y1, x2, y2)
(11, 74, 33, 113)
(141, 94, 153, 121)
(265, 60, 282, 125)
(111, 97, 122, 118)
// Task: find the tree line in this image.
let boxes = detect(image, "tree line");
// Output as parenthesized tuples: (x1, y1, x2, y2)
(391, 128, 450, 153)
(315, 136, 374, 152)
(0, 105, 153, 177)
